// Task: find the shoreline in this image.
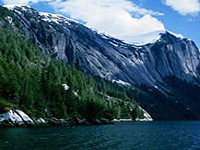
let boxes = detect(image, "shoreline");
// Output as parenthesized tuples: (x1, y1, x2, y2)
(0, 109, 153, 128)
(0, 109, 114, 128)
(0, 117, 114, 128)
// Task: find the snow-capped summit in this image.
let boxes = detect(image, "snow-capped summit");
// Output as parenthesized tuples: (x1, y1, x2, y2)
(4, 4, 30, 10)
(119, 30, 185, 46)
(39, 12, 72, 25)
(3, 5, 186, 46)
(4, 5, 81, 26)
(3, 4, 186, 46)
(2, 4, 199, 90)
(121, 30, 166, 45)
(39, 12, 81, 25)
(166, 31, 184, 39)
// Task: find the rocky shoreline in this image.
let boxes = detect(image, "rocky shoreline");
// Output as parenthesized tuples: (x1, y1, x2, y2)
(0, 109, 114, 128)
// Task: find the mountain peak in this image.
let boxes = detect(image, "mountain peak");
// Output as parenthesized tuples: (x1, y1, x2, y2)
(3, 5, 83, 27)
(3, 5, 186, 46)
(3, 4, 30, 10)
(38, 12, 81, 25)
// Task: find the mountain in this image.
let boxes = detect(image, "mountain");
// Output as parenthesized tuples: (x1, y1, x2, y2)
(0, 6, 149, 123)
(1, 5, 200, 120)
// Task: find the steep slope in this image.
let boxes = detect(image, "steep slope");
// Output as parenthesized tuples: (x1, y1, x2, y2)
(0, 26, 147, 122)
(1, 5, 200, 120)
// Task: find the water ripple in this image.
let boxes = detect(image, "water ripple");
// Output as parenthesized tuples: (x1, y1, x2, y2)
(1, 121, 200, 150)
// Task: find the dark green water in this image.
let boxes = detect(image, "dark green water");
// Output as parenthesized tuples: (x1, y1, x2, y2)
(0, 121, 200, 150)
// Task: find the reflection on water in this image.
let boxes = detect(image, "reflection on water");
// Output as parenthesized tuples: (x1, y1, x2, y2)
(0, 121, 200, 150)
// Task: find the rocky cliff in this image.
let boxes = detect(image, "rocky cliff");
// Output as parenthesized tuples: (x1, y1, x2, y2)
(1, 5, 200, 120)
(0, 109, 115, 127)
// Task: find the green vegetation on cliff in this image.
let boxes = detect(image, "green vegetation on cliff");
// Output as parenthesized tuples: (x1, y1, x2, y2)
(0, 28, 143, 120)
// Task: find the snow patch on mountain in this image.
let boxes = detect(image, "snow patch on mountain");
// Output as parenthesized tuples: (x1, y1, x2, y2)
(4, 4, 30, 11)
(112, 79, 131, 86)
(39, 12, 70, 25)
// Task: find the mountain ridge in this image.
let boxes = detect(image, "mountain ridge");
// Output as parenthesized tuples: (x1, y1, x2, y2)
(1, 5, 200, 120)
(3, 5, 186, 46)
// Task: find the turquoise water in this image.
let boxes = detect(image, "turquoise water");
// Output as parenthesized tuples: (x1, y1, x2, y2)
(0, 121, 200, 150)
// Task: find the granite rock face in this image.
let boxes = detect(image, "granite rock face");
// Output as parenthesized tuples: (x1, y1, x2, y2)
(0, 109, 35, 127)
(0, 109, 114, 127)
(2, 6, 200, 120)
(4, 6, 199, 87)
(136, 107, 153, 122)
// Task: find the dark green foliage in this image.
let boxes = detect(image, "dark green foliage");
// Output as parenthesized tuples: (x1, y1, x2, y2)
(80, 99, 104, 119)
(131, 104, 143, 120)
(0, 6, 14, 20)
(0, 26, 143, 119)
(0, 98, 16, 113)
(0, 6, 20, 28)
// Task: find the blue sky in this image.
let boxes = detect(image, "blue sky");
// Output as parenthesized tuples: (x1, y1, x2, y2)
(136, 0, 200, 47)
(0, 0, 200, 47)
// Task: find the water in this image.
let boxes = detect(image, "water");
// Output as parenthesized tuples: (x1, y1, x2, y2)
(0, 121, 200, 150)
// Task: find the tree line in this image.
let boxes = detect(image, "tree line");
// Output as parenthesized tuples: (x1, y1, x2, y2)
(0, 7, 144, 120)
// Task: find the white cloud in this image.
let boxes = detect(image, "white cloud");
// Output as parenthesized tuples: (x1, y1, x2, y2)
(49, 0, 165, 44)
(2, 0, 52, 5)
(2, 0, 29, 5)
(165, 0, 200, 15)
(2, 0, 166, 44)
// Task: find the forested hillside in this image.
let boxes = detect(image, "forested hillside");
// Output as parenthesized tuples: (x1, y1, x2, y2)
(0, 27, 145, 120)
